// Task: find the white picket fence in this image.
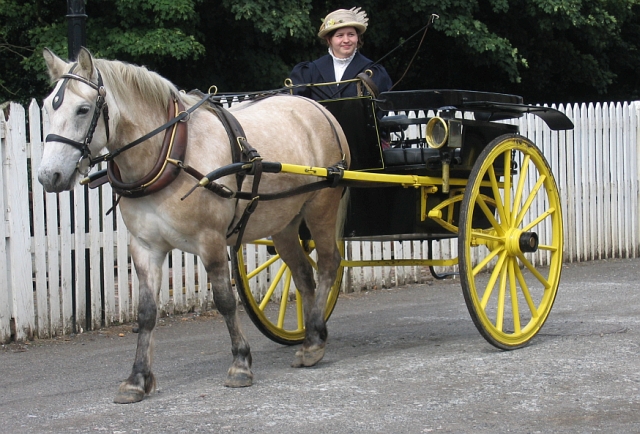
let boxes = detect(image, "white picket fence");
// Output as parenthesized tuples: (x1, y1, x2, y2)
(0, 99, 638, 342)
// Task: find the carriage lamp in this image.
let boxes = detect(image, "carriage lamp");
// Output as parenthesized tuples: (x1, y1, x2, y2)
(426, 118, 462, 148)
(426, 117, 448, 148)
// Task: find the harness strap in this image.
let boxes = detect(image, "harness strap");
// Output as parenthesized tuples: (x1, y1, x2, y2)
(183, 91, 266, 247)
(105, 98, 188, 197)
(228, 159, 262, 250)
(84, 93, 214, 196)
(92, 93, 210, 164)
(204, 102, 264, 248)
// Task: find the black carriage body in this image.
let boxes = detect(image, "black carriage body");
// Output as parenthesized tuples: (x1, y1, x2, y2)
(320, 89, 541, 240)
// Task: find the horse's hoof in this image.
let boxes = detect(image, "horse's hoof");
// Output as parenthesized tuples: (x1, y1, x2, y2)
(291, 346, 325, 368)
(113, 373, 155, 404)
(224, 371, 253, 388)
(113, 384, 145, 404)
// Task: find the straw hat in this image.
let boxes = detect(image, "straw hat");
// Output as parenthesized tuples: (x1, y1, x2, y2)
(318, 7, 368, 38)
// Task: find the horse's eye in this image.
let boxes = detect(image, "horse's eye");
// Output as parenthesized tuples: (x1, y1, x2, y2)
(77, 106, 91, 116)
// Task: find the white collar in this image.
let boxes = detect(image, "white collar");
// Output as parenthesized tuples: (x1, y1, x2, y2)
(328, 48, 357, 65)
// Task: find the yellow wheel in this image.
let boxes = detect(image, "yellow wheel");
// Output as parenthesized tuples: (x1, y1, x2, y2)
(459, 134, 563, 349)
(232, 239, 344, 345)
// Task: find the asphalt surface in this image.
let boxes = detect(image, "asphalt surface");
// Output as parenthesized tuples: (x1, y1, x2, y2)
(2, 258, 640, 433)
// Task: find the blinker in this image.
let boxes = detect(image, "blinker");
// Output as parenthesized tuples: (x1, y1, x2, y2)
(52, 64, 77, 110)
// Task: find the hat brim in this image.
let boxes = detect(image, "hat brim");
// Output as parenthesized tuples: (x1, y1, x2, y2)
(318, 22, 367, 38)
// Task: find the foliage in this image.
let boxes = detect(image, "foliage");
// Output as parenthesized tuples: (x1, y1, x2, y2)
(0, 0, 638, 105)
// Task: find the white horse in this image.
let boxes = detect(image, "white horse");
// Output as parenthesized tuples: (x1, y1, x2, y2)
(38, 48, 350, 403)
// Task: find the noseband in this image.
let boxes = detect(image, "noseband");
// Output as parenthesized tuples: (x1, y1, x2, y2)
(45, 65, 110, 174)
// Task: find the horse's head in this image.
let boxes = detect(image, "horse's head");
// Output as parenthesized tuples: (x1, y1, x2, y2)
(38, 47, 110, 192)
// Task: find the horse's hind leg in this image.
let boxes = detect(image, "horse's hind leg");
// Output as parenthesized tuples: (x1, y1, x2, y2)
(114, 238, 165, 404)
(202, 244, 253, 387)
(271, 209, 341, 368)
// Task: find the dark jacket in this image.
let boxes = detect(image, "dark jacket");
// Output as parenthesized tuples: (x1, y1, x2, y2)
(290, 52, 392, 101)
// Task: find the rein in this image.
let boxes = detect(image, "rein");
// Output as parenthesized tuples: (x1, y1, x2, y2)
(49, 66, 347, 246)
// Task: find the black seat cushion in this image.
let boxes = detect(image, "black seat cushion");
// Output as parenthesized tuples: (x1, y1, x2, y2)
(382, 148, 441, 166)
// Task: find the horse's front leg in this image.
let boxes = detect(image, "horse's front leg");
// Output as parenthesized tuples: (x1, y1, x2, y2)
(114, 238, 166, 404)
(204, 246, 253, 387)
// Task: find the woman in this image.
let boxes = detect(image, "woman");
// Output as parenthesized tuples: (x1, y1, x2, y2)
(290, 7, 393, 101)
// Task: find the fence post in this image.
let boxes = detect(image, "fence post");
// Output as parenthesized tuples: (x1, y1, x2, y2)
(635, 101, 640, 257)
(0, 105, 11, 342)
(4, 102, 35, 340)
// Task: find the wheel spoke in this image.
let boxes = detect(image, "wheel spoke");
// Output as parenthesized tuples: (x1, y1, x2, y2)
(277, 269, 293, 328)
(296, 288, 304, 330)
(503, 150, 512, 224)
(472, 244, 504, 276)
(480, 251, 507, 309)
(522, 207, 556, 233)
(508, 258, 521, 334)
(476, 194, 505, 236)
(514, 176, 546, 228)
(470, 230, 503, 243)
(488, 165, 508, 226)
(259, 262, 288, 311)
(511, 155, 531, 225)
(515, 263, 539, 319)
(517, 252, 551, 289)
(495, 256, 509, 331)
(306, 251, 318, 270)
(538, 244, 558, 252)
(247, 254, 280, 280)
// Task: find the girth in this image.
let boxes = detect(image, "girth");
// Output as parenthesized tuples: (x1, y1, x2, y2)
(201, 96, 264, 248)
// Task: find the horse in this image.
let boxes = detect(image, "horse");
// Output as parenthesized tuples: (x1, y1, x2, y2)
(38, 47, 350, 404)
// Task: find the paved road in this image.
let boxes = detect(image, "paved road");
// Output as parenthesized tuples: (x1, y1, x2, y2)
(2, 258, 640, 433)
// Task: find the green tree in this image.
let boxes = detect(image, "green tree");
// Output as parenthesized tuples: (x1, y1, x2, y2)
(0, 0, 638, 105)
(1, 0, 207, 105)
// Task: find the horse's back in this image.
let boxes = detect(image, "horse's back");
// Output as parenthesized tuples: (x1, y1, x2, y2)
(229, 95, 350, 167)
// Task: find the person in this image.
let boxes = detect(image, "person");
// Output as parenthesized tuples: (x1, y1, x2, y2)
(289, 7, 393, 101)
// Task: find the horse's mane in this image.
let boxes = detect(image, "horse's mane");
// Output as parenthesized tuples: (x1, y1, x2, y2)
(93, 58, 182, 111)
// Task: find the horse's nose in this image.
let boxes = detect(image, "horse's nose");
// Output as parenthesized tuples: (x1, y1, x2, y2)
(37, 167, 62, 192)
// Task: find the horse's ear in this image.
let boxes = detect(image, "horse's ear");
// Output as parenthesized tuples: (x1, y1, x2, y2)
(43, 48, 68, 82)
(76, 47, 96, 80)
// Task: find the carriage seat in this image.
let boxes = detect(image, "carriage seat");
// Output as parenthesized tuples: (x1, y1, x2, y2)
(378, 114, 429, 132)
(378, 114, 410, 132)
(378, 114, 441, 167)
(382, 147, 442, 166)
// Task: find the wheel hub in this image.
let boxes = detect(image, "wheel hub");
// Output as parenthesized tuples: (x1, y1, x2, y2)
(505, 229, 538, 255)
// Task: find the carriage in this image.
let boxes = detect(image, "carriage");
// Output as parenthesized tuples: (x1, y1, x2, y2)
(233, 84, 573, 351)
(38, 48, 573, 402)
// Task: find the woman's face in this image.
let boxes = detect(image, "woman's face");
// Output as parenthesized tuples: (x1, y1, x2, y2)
(328, 26, 359, 58)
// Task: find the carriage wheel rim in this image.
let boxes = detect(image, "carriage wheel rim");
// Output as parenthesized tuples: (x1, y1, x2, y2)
(460, 135, 563, 349)
(234, 238, 344, 344)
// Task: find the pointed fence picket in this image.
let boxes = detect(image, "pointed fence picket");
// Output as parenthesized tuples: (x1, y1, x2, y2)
(0, 98, 638, 342)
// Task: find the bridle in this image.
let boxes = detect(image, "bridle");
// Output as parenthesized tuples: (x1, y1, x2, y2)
(45, 65, 110, 175)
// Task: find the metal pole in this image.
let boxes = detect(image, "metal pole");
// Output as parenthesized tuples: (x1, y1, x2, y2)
(67, 0, 87, 61)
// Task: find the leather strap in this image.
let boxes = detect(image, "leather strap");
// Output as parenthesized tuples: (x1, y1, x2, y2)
(91, 97, 188, 198)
